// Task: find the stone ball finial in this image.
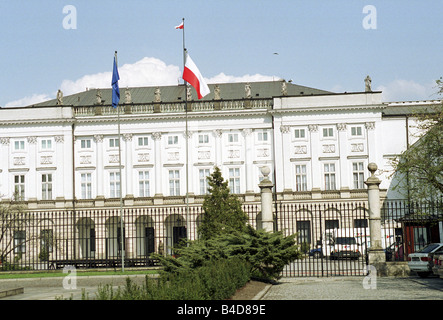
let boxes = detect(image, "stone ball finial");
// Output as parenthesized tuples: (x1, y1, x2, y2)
(368, 163, 378, 176)
(261, 166, 270, 177)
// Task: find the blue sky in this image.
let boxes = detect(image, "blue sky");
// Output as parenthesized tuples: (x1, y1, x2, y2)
(1, 0, 442, 107)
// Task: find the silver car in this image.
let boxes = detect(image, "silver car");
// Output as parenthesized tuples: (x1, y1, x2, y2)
(408, 243, 443, 278)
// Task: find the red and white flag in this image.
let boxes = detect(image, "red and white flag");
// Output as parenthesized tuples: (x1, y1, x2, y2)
(175, 22, 184, 29)
(182, 52, 210, 99)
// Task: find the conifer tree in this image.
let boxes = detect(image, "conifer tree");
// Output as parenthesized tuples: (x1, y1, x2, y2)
(199, 166, 248, 240)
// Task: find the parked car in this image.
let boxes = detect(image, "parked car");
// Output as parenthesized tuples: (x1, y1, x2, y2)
(408, 243, 443, 278)
(429, 246, 443, 277)
(431, 252, 443, 279)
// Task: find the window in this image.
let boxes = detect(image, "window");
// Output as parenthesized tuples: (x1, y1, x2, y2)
(295, 164, 307, 191)
(81, 173, 92, 199)
(228, 133, 238, 143)
(109, 172, 121, 198)
(324, 163, 336, 190)
(323, 128, 334, 138)
(109, 138, 120, 148)
(168, 136, 179, 145)
(40, 229, 53, 253)
(14, 140, 25, 151)
(14, 231, 26, 254)
(351, 126, 363, 136)
(325, 220, 339, 230)
(199, 169, 210, 194)
(353, 162, 365, 189)
(80, 139, 91, 149)
(297, 221, 311, 246)
(229, 168, 240, 194)
(14, 175, 25, 200)
(294, 129, 306, 139)
(354, 219, 368, 228)
(138, 137, 149, 147)
(41, 174, 53, 200)
(41, 139, 52, 150)
(169, 170, 180, 196)
(257, 131, 268, 142)
(139, 171, 150, 197)
(198, 134, 209, 144)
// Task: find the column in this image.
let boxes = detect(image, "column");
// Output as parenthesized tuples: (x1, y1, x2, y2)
(152, 132, 163, 199)
(213, 129, 223, 167)
(0, 138, 10, 198)
(94, 134, 104, 198)
(337, 123, 350, 194)
(365, 122, 376, 163)
(280, 125, 292, 192)
(27, 136, 37, 200)
(54, 135, 65, 200)
(243, 128, 254, 194)
(365, 163, 386, 269)
(123, 133, 133, 198)
(259, 166, 274, 232)
(309, 125, 321, 197)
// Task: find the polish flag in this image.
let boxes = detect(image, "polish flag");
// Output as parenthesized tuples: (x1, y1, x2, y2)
(175, 22, 184, 29)
(182, 52, 210, 99)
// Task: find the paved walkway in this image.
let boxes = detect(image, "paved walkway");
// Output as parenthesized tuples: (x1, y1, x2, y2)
(1, 274, 442, 300)
(261, 276, 443, 300)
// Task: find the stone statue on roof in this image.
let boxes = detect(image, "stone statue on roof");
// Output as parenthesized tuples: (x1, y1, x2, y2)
(187, 85, 192, 101)
(56, 89, 63, 105)
(214, 84, 221, 100)
(154, 87, 161, 102)
(245, 83, 251, 99)
(125, 88, 132, 104)
(95, 89, 103, 105)
(365, 75, 372, 92)
(281, 81, 287, 96)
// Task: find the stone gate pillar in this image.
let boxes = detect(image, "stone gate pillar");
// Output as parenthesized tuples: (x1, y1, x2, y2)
(365, 163, 386, 269)
(259, 166, 274, 232)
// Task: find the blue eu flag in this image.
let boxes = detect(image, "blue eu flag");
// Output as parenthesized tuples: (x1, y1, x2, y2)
(112, 56, 120, 108)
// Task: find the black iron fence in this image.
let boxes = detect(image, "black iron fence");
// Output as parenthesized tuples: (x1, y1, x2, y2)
(1, 200, 441, 275)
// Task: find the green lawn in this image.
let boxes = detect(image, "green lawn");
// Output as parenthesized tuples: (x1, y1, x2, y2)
(0, 269, 158, 280)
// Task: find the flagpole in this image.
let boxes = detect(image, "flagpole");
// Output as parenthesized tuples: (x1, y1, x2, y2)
(115, 51, 125, 272)
(182, 18, 190, 239)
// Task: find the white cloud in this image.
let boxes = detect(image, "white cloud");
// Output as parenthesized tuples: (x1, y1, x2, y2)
(3, 56, 279, 107)
(376, 79, 437, 102)
(205, 72, 279, 84)
(60, 57, 181, 95)
(4, 93, 54, 108)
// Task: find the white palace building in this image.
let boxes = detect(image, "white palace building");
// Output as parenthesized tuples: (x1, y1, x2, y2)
(0, 79, 440, 269)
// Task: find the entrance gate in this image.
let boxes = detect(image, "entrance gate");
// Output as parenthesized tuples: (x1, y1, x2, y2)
(276, 202, 369, 277)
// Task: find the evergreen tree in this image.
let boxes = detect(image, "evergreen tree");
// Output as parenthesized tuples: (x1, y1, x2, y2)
(199, 166, 248, 240)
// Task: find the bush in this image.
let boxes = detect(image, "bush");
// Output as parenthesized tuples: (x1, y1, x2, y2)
(95, 256, 251, 300)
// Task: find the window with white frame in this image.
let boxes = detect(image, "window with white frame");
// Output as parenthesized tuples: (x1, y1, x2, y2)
(14, 140, 25, 151)
(109, 172, 121, 198)
(169, 170, 180, 196)
(352, 162, 365, 189)
(228, 133, 239, 143)
(168, 135, 179, 145)
(81, 173, 92, 199)
(41, 173, 53, 200)
(139, 171, 150, 197)
(257, 131, 268, 142)
(109, 138, 120, 148)
(295, 164, 308, 191)
(228, 168, 241, 194)
(324, 163, 336, 191)
(41, 139, 52, 150)
(294, 128, 306, 139)
(199, 168, 210, 194)
(351, 126, 363, 137)
(138, 136, 149, 147)
(14, 175, 25, 200)
(322, 127, 334, 138)
(198, 134, 209, 144)
(80, 139, 92, 149)
(14, 230, 26, 254)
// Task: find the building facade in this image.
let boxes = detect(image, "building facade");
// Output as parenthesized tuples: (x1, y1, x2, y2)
(0, 80, 440, 267)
